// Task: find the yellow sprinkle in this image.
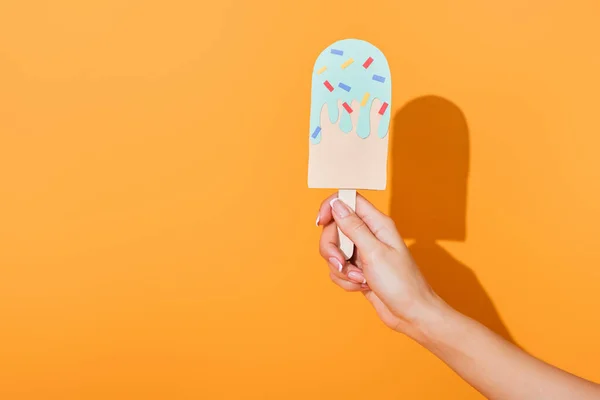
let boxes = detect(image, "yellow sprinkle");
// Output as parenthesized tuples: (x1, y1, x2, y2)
(317, 66, 327, 74)
(361, 92, 370, 106)
(341, 58, 354, 69)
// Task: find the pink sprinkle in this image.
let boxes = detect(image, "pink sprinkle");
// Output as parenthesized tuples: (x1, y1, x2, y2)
(378, 102, 389, 115)
(323, 80, 334, 92)
(363, 57, 374, 69)
(342, 102, 353, 114)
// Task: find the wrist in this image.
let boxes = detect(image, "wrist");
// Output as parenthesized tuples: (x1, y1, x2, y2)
(404, 293, 455, 345)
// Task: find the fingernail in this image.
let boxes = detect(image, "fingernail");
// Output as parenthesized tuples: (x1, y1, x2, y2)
(315, 214, 320, 227)
(330, 198, 351, 218)
(348, 271, 366, 284)
(329, 257, 343, 272)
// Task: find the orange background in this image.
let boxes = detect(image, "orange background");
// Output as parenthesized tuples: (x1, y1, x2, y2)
(1, 1, 600, 399)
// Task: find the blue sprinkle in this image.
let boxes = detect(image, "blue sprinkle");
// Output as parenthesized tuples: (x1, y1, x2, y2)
(330, 49, 344, 56)
(372, 74, 386, 83)
(338, 82, 351, 92)
(311, 126, 322, 139)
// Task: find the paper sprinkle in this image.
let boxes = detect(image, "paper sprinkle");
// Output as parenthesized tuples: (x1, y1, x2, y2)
(342, 102, 353, 114)
(338, 82, 351, 92)
(361, 93, 370, 106)
(341, 58, 354, 69)
(363, 57, 374, 69)
(311, 126, 322, 138)
(317, 66, 327, 75)
(379, 102, 389, 115)
(372, 74, 386, 83)
(331, 49, 344, 56)
(323, 80, 334, 92)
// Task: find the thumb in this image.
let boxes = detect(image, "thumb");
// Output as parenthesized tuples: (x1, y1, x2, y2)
(330, 198, 381, 254)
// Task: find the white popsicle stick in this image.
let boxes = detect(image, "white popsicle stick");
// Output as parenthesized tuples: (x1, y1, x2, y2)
(337, 189, 356, 259)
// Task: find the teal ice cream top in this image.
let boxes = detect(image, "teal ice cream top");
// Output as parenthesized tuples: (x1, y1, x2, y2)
(310, 39, 392, 144)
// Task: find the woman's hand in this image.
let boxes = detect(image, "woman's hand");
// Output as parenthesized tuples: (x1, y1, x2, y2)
(317, 193, 443, 336)
(317, 193, 600, 399)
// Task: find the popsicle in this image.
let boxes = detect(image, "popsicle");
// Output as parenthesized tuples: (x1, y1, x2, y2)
(308, 39, 392, 259)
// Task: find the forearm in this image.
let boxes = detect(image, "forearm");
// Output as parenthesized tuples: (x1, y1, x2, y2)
(410, 298, 600, 400)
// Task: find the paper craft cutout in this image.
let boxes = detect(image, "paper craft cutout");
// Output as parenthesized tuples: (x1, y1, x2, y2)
(379, 102, 389, 115)
(361, 93, 370, 106)
(308, 38, 391, 190)
(341, 58, 354, 69)
(308, 38, 392, 259)
(338, 82, 352, 92)
(309, 39, 391, 144)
